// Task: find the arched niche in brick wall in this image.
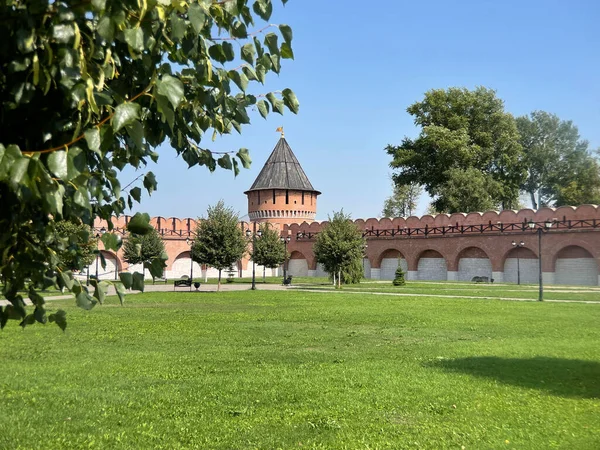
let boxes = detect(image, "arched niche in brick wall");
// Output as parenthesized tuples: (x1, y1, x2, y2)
(288, 250, 309, 277)
(503, 246, 538, 284)
(416, 249, 447, 281)
(554, 245, 599, 286)
(377, 248, 407, 280)
(456, 246, 492, 282)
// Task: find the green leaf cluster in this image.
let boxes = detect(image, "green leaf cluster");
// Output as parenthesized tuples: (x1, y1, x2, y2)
(0, 0, 297, 328)
(191, 201, 247, 290)
(313, 211, 365, 288)
(54, 221, 96, 271)
(251, 223, 286, 269)
(516, 111, 600, 209)
(386, 87, 524, 213)
(382, 181, 422, 218)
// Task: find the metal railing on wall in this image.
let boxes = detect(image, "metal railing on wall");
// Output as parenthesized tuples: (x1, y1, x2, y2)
(294, 218, 599, 241)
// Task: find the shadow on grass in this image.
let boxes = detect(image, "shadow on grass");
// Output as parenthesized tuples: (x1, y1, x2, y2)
(431, 356, 600, 399)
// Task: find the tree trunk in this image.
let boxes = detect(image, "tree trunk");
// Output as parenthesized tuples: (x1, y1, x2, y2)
(217, 269, 221, 291)
(263, 267, 266, 283)
(530, 191, 538, 210)
(338, 270, 341, 289)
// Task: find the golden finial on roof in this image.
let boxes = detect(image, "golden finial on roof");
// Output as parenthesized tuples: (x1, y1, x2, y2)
(276, 126, 284, 138)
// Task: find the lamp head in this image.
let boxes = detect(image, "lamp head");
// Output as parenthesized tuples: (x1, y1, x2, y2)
(257, 229, 262, 237)
(245, 229, 251, 238)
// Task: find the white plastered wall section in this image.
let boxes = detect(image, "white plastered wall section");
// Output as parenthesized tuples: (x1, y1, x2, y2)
(457, 258, 492, 281)
(417, 258, 447, 280)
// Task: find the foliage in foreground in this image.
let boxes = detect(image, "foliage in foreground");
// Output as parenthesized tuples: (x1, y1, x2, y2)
(0, 0, 297, 328)
(0, 290, 598, 449)
(191, 201, 247, 290)
(313, 210, 365, 287)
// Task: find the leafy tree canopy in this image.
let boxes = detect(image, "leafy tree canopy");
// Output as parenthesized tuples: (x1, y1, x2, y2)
(382, 180, 422, 218)
(386, 87, 525, 213)
(516, 111, 600, 208)
(251, 223, 286, 269)
(191, 201, 247, 290)
(313, 210, 365, 288)
(0, 0, 297, 329)
(123, 227, 166, 267)
(55, 221, 96, 271)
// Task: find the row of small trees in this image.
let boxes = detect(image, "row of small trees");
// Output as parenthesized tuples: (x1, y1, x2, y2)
(53, 202, 392, 292)
(190, 202, 369, 289)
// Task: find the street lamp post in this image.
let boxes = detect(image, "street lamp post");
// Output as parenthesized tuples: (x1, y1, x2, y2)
(280, 234, 291, 281)
(528, 219, 554, 301)
(511, 240, 525, 285)
(246, 223, 262, 290)
(363, 243, 368, 279)
(186, 238, 193, 280)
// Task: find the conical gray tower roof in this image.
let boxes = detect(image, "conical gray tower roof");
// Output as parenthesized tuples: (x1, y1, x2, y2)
(245, 137, 320, 194)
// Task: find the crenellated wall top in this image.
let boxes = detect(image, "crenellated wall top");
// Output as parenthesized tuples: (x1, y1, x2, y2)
(284, 204, 600, 235)
(93, 205, 600, 236)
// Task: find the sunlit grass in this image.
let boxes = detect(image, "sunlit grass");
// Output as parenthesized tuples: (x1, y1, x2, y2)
(1, 290, 599, 449)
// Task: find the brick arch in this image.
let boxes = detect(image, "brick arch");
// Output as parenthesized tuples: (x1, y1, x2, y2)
(375, 248, 406, 268)
(502, 246, 538, 284)
(416, 249, 447, 280)
(288, 250, 309, 276)
(455, 246, 492, 282)
(553, 245, 599, 286)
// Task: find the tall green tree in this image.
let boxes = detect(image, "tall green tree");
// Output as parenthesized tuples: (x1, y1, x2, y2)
(55, 221, 96, 272)
(313, 211, 365, 288)
(386, 87, 524, 213)
(516, 111, 600, 208)
(123, 227, 167, 276)
(0, 0, 297, 328)
(251, 223, 286, 282)
(382, 180, 422, 218)
(191, 201, 247, 291)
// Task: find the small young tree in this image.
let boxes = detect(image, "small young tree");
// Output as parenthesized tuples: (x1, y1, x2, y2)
(393, 258, 406, 286)
(251, 223, 286, 282)
(313, 210, 365, 288)
(55, 221, 96, 271)
(123, 227, 166, 278)
(191, 201, 246, 291)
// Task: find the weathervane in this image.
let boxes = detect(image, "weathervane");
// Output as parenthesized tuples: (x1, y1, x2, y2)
(276, 126, 284, 138)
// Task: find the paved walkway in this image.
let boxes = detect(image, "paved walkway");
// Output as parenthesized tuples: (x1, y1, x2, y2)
(0, 282, 289, 306)
(2, 282, 599, 306)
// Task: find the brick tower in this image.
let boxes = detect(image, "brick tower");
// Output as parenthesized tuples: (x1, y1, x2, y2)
(245, 134, 320, 225)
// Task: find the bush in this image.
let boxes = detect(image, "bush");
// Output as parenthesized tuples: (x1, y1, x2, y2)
(393, 260, 406, 286)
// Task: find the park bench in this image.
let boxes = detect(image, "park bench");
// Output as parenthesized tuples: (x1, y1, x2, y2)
(174, 275, 192, 290)
(471, 276, 489, 283)
(282, 275, 293, 286)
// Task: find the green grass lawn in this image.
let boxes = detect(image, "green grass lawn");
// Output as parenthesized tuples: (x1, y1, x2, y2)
(308, 282, 600, 302)
(1, 290, 599, 449)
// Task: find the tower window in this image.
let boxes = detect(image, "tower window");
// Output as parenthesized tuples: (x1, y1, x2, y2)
(302, 192, 304, 205)
(258, 191, 260, 204)
(272, 189, 276, 204)
(285, 190, 289, 204)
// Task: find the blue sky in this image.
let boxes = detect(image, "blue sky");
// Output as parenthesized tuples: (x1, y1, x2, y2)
(129, 0, 600, 221)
